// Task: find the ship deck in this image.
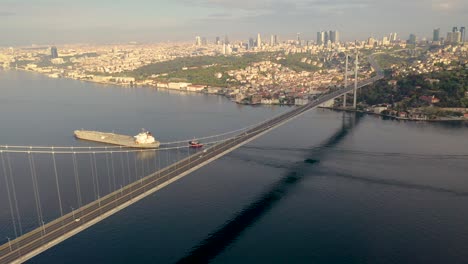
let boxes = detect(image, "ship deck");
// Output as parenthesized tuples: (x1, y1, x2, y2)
(74, 130, 160, 149)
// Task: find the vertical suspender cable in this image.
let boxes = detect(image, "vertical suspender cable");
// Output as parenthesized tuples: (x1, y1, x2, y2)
(52, 152, 64, 217)
(28, 153, 43, 231)
(6, 152, 23, 235)
(119, 152, 126, 186)
(72, 152, 82, 208)
(90, 153, 97, 200)
(92, 152, 100, 199)
(105, 152, 112, 194)
(110, 152, 116, 192)
(126, 151, 131, 184)
(1, 151, 18, 239)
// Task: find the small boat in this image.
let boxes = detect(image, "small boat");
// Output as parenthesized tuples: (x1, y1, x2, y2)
(189, 140, 204, 148)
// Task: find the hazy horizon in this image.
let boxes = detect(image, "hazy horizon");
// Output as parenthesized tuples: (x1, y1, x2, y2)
(1, 0, 467, 46)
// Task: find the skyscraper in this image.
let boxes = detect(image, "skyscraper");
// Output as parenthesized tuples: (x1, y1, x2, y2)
(50, 46, 58, 58)
(408, 34, 417, 44)
(195, 36, 201, 46)
(224, 35, 229, 45)
(317, 32, 325, 45)
(215, 36, 220, 45)
(389, 33, 397, 42)
(433, 28, 440, 41)
(329, 30, 339, 44)
(297, 33, 301, 45)
(461, 27, 466, 43)
(452, 27, 458, 33)
(257, 33, 262, 48)
(270, 35, 275, 46)
(248, 38, 254, 49)
(324, 31, 329, 44)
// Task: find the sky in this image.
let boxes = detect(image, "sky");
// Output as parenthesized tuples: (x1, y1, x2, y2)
(0, 0, 466, 46)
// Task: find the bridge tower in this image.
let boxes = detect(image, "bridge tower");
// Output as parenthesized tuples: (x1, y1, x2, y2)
(343, 54, 348, 108)
(353, 51, 359, 109)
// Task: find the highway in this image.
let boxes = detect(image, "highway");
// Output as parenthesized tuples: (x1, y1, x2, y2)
(0, 56, 383, 264)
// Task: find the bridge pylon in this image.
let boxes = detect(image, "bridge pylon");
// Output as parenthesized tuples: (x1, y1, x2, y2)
(343, 54, 348, 108)
(353, 51, 359, 109)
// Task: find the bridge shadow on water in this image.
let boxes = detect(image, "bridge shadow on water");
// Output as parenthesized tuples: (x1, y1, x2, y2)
(176, 112, 361, 264)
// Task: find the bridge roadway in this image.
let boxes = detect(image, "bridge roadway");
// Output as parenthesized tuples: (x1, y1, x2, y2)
(0, 73, 383, 264)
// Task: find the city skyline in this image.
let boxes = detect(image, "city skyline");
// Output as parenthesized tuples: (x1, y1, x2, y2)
(0, 0, 467, 46)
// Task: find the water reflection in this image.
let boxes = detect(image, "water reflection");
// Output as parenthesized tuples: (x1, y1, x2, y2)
(176, 112, 360, 263)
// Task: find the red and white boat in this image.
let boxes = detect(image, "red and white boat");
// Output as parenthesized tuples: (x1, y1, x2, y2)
(189, 140, 204, 148)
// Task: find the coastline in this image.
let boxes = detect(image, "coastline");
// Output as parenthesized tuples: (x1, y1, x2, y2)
(320, 106, 468, 122)
(7, 68, 301, 107)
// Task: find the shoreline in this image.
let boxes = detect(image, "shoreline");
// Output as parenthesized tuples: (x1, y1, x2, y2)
(7, 69, 467, 120)
(7, 68, 302, 107)
(320, 107, 468, 122)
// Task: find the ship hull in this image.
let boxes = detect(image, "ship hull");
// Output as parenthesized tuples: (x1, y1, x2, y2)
(74, 130, 160, 149)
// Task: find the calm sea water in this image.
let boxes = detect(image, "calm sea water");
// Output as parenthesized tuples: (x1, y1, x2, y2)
(1, 70, 468, 264)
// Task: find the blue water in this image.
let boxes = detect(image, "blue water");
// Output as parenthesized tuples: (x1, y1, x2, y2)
(1, 70, 468, 264)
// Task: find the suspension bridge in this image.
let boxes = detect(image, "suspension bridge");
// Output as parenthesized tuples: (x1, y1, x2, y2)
(0, 55, 383, 263)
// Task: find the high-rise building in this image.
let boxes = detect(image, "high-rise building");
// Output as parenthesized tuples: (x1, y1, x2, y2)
(257, 33, 262, 48)
(224, 35, 229, 45)
(50, 46, 58, 58)
(452, 27, 458, 33)
(195, 36, 201, 46)
(248, 38, 255, 49)
(382, 36, 390, 45)
(324, 31, 329, 44)
(215, 36, 220, 45)
(408, 34, 417, 44)
(433, 28, 440, 41)
(317, 31, 325, 45)
(270, 35, 275, 46)
(389, 33, 397, 42)
(454, 32, 462, 43)
(446, 32, 453, 43)
(329, 30, 339, 44)
(297, 33, 301, 45)
(274, 35, 278, 45)
(461, 27, 466, 42)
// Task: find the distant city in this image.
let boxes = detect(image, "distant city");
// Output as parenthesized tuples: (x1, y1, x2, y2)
(0, 25, 466, 120)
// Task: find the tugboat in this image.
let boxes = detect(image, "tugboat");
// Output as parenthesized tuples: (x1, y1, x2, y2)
(188, 140, 204, 148)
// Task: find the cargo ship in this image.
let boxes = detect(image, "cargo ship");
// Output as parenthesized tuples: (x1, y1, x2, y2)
(74, 130, 160, 149)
